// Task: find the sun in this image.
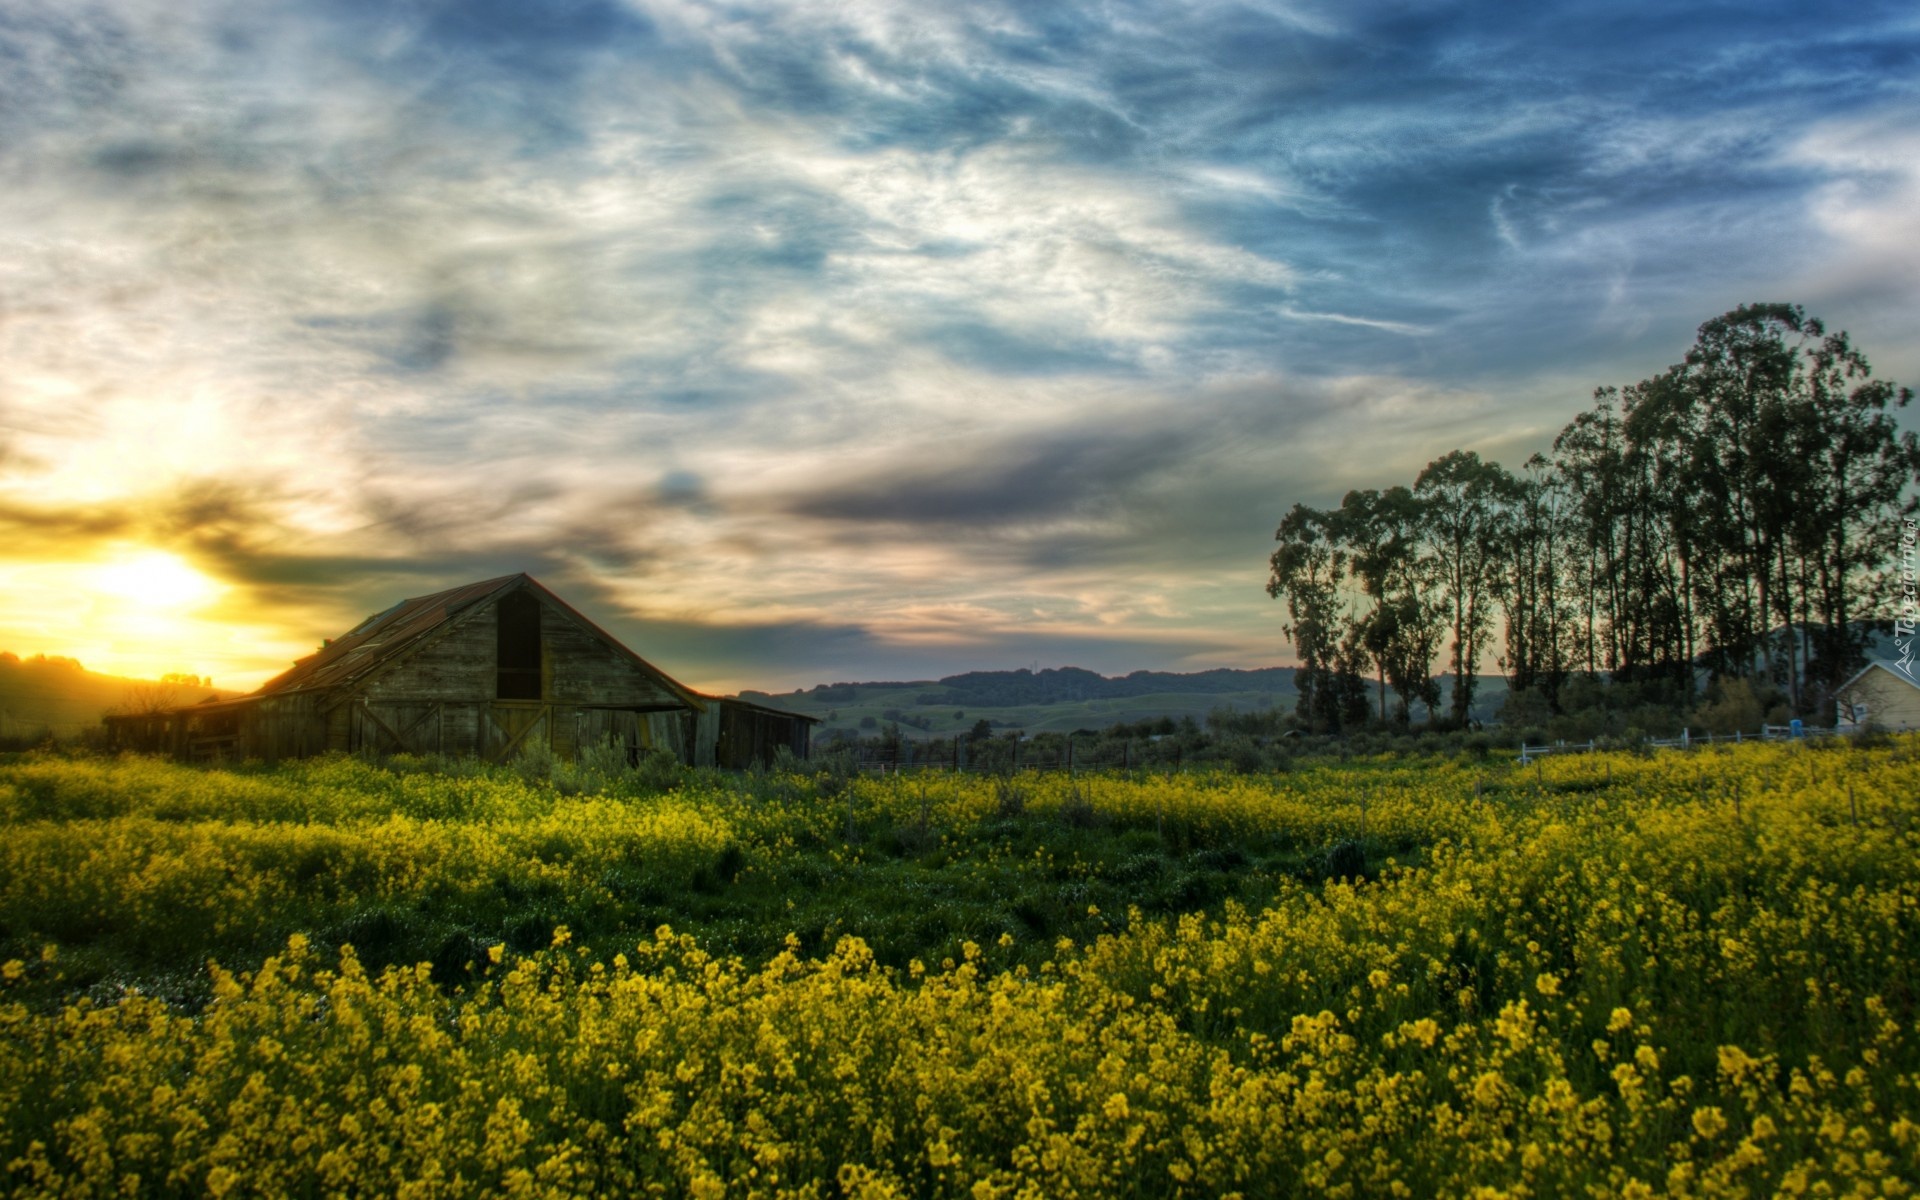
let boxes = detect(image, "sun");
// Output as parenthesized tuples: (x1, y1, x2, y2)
(90, 551, 222, 610)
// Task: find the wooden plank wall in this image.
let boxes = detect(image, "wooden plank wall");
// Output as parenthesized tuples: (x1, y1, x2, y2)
(709, 702, 812, 769)
(540, 603, 686, 708)
(241, 695, 328, 761)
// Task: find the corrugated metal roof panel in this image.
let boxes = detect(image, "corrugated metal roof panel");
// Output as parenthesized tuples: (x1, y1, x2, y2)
(253, 574, 523, 696)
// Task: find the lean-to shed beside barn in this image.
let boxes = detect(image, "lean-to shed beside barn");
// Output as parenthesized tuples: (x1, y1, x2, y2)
(104, 574, 814, 767)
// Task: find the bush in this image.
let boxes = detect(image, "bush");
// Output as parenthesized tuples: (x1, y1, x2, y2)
(1693, 678, 1764, 736)
(631, 748, 683, 795)
(512, 741, 559, 788)
(1058, 784, 1097, 828)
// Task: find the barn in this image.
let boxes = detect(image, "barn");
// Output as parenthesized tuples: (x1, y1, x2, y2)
(1833, 660, 1920, 733)
(104, 574, 815, 767)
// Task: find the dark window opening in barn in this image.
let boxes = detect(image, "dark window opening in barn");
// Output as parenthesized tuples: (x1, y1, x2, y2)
(496, 591, 543, 700)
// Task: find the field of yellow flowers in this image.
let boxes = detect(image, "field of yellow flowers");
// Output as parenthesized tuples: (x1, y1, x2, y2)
(3, 739, 1918, 1197)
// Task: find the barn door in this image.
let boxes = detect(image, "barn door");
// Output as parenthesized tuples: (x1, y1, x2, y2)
(485, 704, 551, 763)
(353, 702, 443, 755)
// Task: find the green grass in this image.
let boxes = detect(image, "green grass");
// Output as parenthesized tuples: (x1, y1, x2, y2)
(0, 752, 1424, 1010)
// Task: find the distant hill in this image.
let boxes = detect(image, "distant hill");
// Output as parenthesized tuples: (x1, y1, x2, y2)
(0, 653, 235, 740)
(742, 666, 1303, 742)
(754, 624, 1912, 743)
(740, 663, 1538, 742)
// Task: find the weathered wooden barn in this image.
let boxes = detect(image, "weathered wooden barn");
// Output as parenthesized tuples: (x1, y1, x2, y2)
(104, 574, 814, 767)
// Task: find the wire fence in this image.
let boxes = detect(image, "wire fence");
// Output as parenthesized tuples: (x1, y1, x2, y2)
(1515, 722, 1854, 763)
(846, 723, 1869, 775)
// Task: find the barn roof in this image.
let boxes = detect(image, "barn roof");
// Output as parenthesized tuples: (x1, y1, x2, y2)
(255, 575, 522, 696)
(253, 574, 707, 710)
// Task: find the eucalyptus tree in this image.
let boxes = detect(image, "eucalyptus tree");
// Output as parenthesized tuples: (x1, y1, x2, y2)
(1617, 371, 1702, 690)
(1338, 485, 1442, 724)
(1657, 304, 1817, 687)
(1492, 453, 1578, 705)
(1620, 304, 1915, 709)
(1606, 374, 1697, 689)
(1553, 389, 1630, 676)
(1787, 326, 1919, 699)
(1272, 302, 1915, 728)
(1414, 450, 1507, 726)
(1267, 503, 1350, 732)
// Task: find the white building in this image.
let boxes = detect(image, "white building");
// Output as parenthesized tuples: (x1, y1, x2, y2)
(1833, 660, 1920, 732)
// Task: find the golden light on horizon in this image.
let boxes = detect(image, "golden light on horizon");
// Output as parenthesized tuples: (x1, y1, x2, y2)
(90, 551, 222, 611)
(0, 549, 298, 688)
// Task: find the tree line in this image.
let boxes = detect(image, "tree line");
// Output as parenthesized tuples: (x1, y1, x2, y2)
(1269, 303, 1918, 732)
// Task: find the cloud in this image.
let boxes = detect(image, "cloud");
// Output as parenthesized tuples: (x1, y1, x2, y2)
(781, 422, 1201, 527)
(2, 0, 1917, 688)
(1783, 110, 1920, 323)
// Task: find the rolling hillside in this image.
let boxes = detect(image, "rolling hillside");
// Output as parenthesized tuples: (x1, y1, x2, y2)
(744, 664, 1527, 741)
(0, 653, 231, 740)
(742, 666, 1305, 742)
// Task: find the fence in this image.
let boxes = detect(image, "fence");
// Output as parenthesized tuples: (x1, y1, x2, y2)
(848, 724, 1868, 774)
(1516, 722, 1855, 763)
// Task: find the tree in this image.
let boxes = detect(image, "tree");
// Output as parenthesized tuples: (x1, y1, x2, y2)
(1415, 450, 1506, 726)
(1623, 303, 1917, 712)
(1554, 388, 1631, 676)
(1269, 302, 1916, 731)
(1492, 453, 1577, 706)
(1268, 504, 1351, 732)
(1788, 326, 1918, 705)
(1618, 372, 1701, 691)
(1660, 305, 1817, 687)
(120, 682, 183, 715)
(1337, 486, 1442, 724)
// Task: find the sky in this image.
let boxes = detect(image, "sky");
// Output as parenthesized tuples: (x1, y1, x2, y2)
(1, 0, 1917, 694)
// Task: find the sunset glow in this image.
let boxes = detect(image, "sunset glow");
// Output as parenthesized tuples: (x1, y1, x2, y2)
(91, 551, 221, 612)
(0, 553, 292, 688)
